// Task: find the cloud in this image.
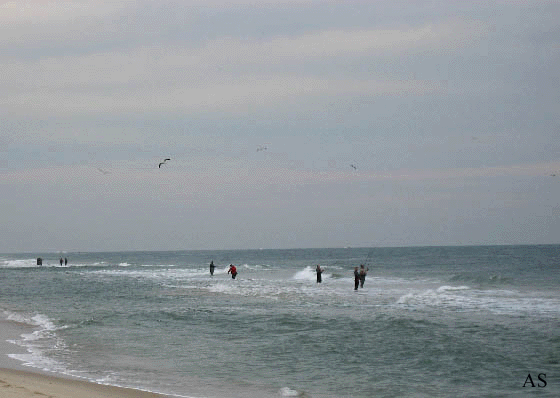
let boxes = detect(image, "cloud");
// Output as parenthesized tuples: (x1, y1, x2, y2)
(0, 0, 320, 54)
(359, 162, 560, 181)
(1, 16, 490, 116)
(1, 75, 445, 116)
(206, 19, 489, 60)
(0, 1, 133, 32)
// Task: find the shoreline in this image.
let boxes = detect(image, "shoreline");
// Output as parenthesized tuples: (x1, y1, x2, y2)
(0, 316, 281, 398)
(0, 367, 168, 398)
(0, 318, 170, 398)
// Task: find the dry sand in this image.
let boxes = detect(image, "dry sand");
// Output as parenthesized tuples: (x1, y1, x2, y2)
(0, 367, 168, 398)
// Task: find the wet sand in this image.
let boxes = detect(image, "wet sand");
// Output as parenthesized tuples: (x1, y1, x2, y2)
(0, 367, 168, 398)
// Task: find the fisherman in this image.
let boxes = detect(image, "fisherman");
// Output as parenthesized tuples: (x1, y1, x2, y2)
(316, 264, 323, 283)
(228, 264, 237, 279)
(354, 267, 360, 290)
(209, 260, 215, 276)
(359, 264, 369, 288)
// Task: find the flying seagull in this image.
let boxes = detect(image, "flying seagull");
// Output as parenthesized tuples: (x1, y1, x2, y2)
(256, 144, 268, 152)
(97, 168, 111, 175)
(350, 164, 357, 170)
(158, 158, 171, 168)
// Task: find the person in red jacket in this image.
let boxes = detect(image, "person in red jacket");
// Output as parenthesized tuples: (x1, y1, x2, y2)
(228, 264, 238, 279)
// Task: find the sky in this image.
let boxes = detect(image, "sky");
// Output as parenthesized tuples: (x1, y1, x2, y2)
(1, 0, 559, 252)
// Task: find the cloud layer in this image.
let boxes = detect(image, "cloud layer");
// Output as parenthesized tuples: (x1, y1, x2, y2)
(1, 0, 559, 251)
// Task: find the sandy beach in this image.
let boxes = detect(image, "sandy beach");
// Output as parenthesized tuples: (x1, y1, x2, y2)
(0, 367, 168, 398)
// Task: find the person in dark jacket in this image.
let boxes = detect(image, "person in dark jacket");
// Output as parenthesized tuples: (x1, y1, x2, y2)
(316, 264, 323, 283)
(359, 264, 369, 288)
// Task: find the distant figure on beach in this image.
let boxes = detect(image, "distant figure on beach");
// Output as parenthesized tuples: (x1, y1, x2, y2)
(37, 257, 42, 266)
(64, 257, 68, 266)
(209, 261, 215, 276)
(59, 257, 63, 266)
(316, 265, 323, 283)
(359, 264, 369, 288)
(228, 264, 237, 279)
(354, 267, 360, 290)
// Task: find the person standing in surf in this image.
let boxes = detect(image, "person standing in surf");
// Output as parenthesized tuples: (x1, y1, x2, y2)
(64, 257, 68, 266)
(228, 264, 237, 279)
(354, 267, 360, 290)
(59, 257, 63, 266)
(209, 261, 215, 276)
(359, 264, 369, 288)
(316, 264, 323, 283)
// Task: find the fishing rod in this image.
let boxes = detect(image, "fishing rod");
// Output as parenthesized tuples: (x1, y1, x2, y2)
(363, 248, 374, 268)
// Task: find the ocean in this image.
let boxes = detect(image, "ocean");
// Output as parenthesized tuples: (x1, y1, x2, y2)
(0, 246, 559, 397)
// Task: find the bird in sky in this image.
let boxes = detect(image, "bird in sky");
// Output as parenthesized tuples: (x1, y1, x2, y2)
(350, 164, 357, 170)
(96, 168, 111, 175)
(256, 144, 268, 152)
(158, 158, 171, 168)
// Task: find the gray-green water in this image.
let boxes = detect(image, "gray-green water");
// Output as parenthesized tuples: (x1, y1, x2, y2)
(1, 246, 559, 397)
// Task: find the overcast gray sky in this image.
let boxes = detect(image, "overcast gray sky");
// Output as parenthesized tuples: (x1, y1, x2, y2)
(1, 0, 559, 252)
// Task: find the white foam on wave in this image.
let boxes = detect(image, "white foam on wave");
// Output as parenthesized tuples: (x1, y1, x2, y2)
(397, 286, 560, 316)
(3, 310, 71, 374)
(140, 263, 177, 267)
(208, 282, 238, 295)
(397, 285, 475, 309)
(4, 311, 57, 332)
(1, 258, 40, 268)
(279, 386, 303, 396)
(241, 263, 271, 271)
(0, 258, 110, 268)
(207, 280, 288, 299)
(205, 275, 354, 305)
(293, 266, 330, 282)
(213, 265, 231, 275)
(91, 268, 204, 279)
(436, 285, 470, 293)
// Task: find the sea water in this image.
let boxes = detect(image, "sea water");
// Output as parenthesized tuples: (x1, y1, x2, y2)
(0, 246, 559, 397)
